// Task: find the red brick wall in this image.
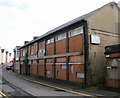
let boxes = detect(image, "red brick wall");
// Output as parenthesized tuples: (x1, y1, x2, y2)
(46, 59, 54, 63)
(21, 64, 25, 74)
(69, 64, 84, 82)
(38, 65, 45, 76)
(46, 65, 54, 78)
(69, 34, 83, 52)
(34, 43, 38, 55)
(56, 64, 67, 80)
(56, 39, 66, 54)
(106, 79, 120, 88)
(39, 59, 44, 63)
(69, 55, 84, 63)
(56, 57, 66, 63)
(30, 65, 37, 75)
(46, 43, 54, 55)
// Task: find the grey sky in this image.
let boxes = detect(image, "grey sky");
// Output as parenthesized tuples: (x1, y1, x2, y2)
(0, 0, 119, 59)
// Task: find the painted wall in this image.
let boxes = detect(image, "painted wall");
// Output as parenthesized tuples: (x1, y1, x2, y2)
(87, 3, 120, 85)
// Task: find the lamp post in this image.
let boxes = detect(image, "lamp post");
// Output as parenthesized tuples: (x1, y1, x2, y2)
(1, 49, 5, 65)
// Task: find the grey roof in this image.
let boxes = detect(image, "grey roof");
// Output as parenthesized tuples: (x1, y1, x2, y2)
(19, 2, 118, 49)
(13, 46, 21, 51)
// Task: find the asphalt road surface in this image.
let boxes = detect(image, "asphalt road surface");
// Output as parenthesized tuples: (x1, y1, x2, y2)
(0, 65, 85, 97)
(0, 64, 119, 97)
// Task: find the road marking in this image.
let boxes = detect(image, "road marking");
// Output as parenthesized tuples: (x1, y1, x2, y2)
(0, 91, 8, 98)
(23, 77, 102, 97)
(0, 94, 2, 97)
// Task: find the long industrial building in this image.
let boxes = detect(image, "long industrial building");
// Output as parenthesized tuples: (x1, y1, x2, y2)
(13, 2, 120, 87)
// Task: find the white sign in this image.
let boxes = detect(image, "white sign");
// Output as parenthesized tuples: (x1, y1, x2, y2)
(61, 65, 66, 70)
(76, 72, 84, 78)
(91, 34, 100, 44)
(16, 57, 19, 61)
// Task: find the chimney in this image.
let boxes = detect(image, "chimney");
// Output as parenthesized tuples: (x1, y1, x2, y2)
(33, 36, 39, 40)
(24, 41, 29, 45)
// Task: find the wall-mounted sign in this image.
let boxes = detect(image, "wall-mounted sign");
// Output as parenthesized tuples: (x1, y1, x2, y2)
(16, 57, 19, 61)
(91, 34, 100, 44)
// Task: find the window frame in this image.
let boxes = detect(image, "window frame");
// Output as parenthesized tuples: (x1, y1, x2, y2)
(55, 33, 66, 42)
(46, 38, 54, 44)
(68, 26, 83, 37)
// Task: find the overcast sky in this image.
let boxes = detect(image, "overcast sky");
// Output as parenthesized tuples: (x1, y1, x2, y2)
(0, 0, 120, 58)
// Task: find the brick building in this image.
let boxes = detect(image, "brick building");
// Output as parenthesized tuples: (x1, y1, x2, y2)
(14, 2, 120, 87)
(13, 46, 21, 73)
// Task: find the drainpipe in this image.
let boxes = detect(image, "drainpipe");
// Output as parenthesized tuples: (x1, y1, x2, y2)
(53, 37, 56, 78)
(82, 20, 89, 88)
(36, 42, 39, 76)
(44, 39, 47, 77)
(66, 31, 69, 80)
(25, 47, 28, 75)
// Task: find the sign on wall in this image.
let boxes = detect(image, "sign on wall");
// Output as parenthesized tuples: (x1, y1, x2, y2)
(91, 34, 100, 44)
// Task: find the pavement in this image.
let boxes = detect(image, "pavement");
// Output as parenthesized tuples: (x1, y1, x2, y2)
(12, 71, 120, 97)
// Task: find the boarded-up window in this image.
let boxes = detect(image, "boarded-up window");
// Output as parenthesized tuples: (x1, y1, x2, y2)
(23, 49, 25, 56)
(76, 72, 84, 78)
(34, 43, 38, 54)
(38, 41, 45, 57)
(46, 70, 50, 74)
(61, 65, 66, 70)
(31, 45, 34, 55)
(28, 46, 31, 55)
(70, 65, 74, 74)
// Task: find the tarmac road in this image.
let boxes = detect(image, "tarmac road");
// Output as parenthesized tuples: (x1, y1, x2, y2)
(0, 64, 120, 97)
(0, 65, 84, 97)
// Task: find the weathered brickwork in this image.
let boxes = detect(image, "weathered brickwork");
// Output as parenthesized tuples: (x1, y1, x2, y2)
(15, 2, 120, 87)
(56, 39, 66, 54)
(69, 34, 83, 52)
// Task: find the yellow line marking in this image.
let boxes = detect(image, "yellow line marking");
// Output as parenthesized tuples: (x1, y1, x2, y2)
(0, 94, 2, 97)
(23, 77, 99, 97)
(0, 91, 8, 98)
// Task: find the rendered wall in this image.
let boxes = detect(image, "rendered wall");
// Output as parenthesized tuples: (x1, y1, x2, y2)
(87, 3, 120, 85)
